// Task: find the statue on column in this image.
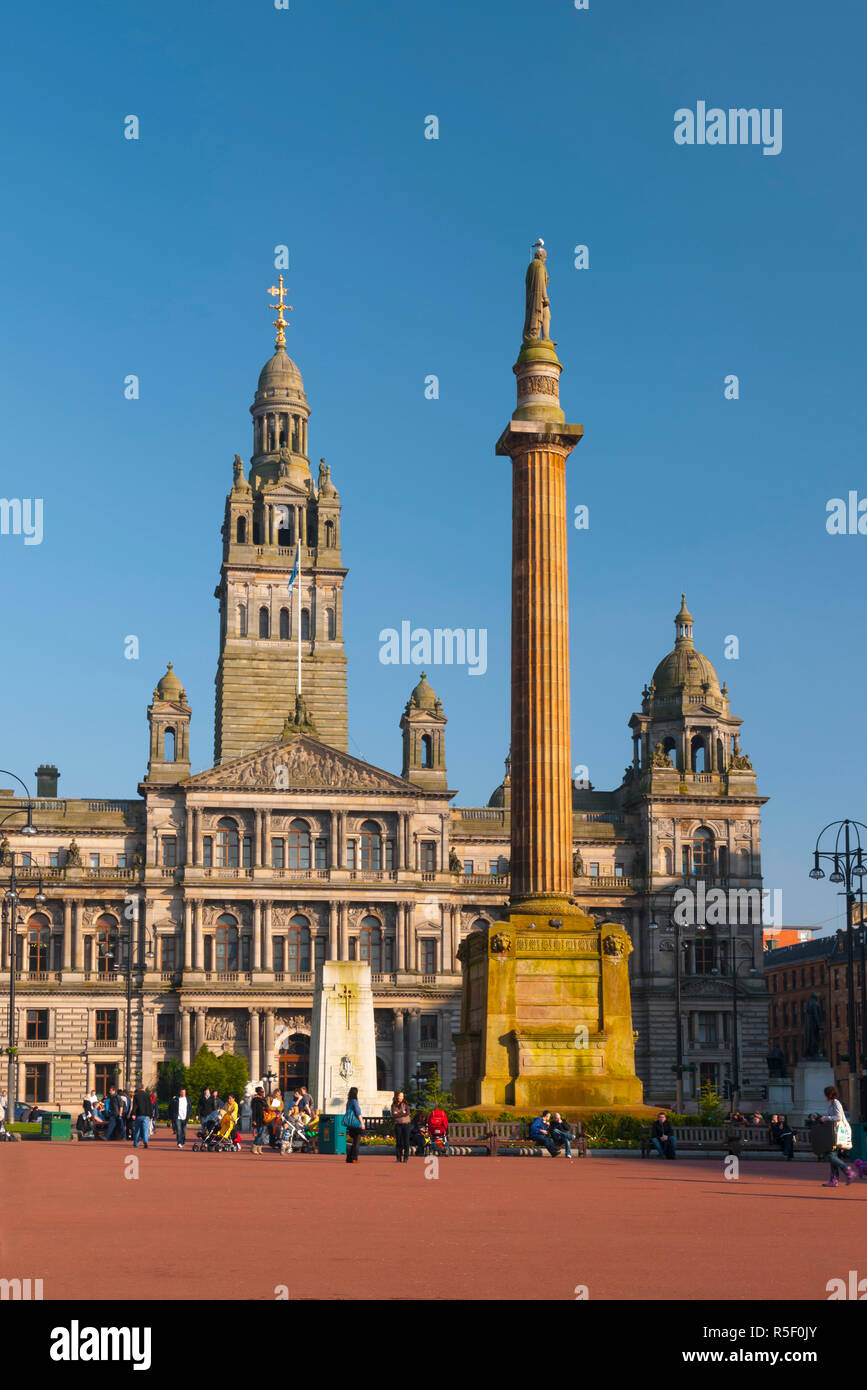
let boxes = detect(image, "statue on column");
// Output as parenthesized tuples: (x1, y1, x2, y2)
(804, 993, 825, 1058)
(522, 240, 552, 344)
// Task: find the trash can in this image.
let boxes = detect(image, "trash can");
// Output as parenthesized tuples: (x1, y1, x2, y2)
(40, 1112, 72, 1142)
(317, 1113, 347, 1155)
(850, 1122, 867, 1162)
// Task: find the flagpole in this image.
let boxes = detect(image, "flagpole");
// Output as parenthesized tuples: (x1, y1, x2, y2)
(296, 538, 302, 696)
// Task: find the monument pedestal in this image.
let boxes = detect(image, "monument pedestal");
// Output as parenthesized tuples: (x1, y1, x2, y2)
(766, 1079, 794, 1114)
(791, 1057, 834, 1124)
(309, 961, 392, 1115)
(453, 910, 644, 1110)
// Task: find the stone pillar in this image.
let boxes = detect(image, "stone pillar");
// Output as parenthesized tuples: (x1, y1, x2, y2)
(396, 903, 407, 971)
(393, 1008, 406, 1087)
(185, 808, 194, 865)
(249, 1008, 261, 1083)
(181, 1009, 192, 1066)
(263, 809, 271, 866)
(193, 901, 203, 970)
(183, 900, 193, 970)
(406, 1008, 421, 1081)
(263, 902, 272, 970)
(252, 901, 262, 971)
(192, 808, 200, 866)
(254, 810, 263, 868)
(329, 811, 338, 870)
(263, 1010, 275, 1079)
(449, 905, 460, 970)
(328, 903, 338, 960)
(72, 901, 83, 970)
(194, 1008, 205, 1055)
(337, 811, 346, 867)
(337, 903, 348, 960)
(63, 899, 72, 970)
(395, 815, 404, 870)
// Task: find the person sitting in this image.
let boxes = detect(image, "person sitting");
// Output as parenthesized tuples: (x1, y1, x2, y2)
(427, 1105, 452, 1155)
(770, 1114, 795, 1160)
(549, 1112, 573, 1159)
(409, 1109, 428, 1157)
(651, 1112, 677, 1159)
(529, 1111, 558, 1156)
(749, 1110, 765, 1127)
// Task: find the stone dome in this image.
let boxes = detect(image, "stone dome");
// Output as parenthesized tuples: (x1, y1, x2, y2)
(154, 662, 185, 701)
(650, 595, 721, 698)
(257, 348, 304, 395)
(408, 672, 438, 711)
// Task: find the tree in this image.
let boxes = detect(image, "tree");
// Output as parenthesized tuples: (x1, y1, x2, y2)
(156, 1058, 186, 1105)
(184, 1046, 248, 1107)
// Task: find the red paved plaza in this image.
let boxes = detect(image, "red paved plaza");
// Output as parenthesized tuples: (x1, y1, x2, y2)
(3, 1133, 864, 1301)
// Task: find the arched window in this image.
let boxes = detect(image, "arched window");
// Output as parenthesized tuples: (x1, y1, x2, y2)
(288, 818, 311, 870)
(360, 819, 382, 871)
(716, 738, 724, 771)
(259, 606, 270, 638)
(662, 736, 677, 768)
(277, 507, 292, 547)
(470, 916, 489, 933)
(358, 915, 383, 972)
(421, 733, 433, 768)
(690, 735, 706, 773)
(215, 914, 238, 973)
(238, 604, 247, 638)
(216, 817, 240, 868)
(324, 520, 335, 547)
(27, 913, 51, 971)
(163, 728, 175, 761)
(279, 607, 290, 640)
(326, 607, 336, 640)
(301, 608, 310, 641)
(288, 914, 312, 972)
(96, 914, 120, 973)
(692, 827, 714, 877)
(236, 516, 247, 544)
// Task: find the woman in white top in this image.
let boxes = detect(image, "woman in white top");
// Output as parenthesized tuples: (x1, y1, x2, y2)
(821, 1085, 855, 1187)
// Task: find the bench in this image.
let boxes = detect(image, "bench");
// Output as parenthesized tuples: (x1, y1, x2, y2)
(640, 1124, 812, 1157)
(489, 1120, 587, 1158)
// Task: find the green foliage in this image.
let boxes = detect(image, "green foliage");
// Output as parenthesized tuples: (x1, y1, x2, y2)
(183, 1046, 249, 1110)
(156, 1058, 186, 1105)
(697, 1079, 727, 1124)
(403, 1066, 457, 1117)
(581, 1111, 645, 1146)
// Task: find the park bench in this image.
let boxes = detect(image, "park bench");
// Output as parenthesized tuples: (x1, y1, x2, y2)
(448, 1122, 493, 1154)
(639, 1124, 813, 1158)
(488, 1120, 587, 1158)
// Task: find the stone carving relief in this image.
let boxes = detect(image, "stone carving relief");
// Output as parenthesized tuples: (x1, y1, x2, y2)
(188, 737, 411, 794)
(205, 1010, 249, 1041)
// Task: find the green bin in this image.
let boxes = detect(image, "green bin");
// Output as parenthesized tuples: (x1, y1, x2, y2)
(317, 1113, 347, 1155)
(41, 1112, 72, 1142)
(850, 1122, 867, 1162)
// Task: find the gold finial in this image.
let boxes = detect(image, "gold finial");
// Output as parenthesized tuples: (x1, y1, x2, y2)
(267, 274, 293, 349)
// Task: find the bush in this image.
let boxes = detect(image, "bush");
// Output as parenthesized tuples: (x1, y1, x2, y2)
(697, 1080, 727, 1124)
(184, 1046, 249, 1110)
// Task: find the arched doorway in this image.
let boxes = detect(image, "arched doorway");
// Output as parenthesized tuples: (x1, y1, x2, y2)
(279, 1033, 310, 1094)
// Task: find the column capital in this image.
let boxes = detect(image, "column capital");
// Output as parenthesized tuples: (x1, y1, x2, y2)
(495, 419, 583, 457)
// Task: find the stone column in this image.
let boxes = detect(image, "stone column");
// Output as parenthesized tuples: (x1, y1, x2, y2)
(181, 1009, 192, 1066)
(393, 1008, 406, 1087)
(192, 808, 200, 866)
(72, 901, 83, 970)
(249, 1008, 261, 1083)
(63, 899, 72, 970)
(337, 811, 346, 868)
(449, 906, 460, 971)
(328, 903, 338, 960)
(263, 902, 272, 970)
(396, 902, 407, 971)
(395, 815, 404, 870)
(254, 811, 263, 868)
(185, 808, 194, 865)
(193, 901, 203, 970)
(183, 900, 193, 970)
(263, 809, 272, 866)
(194, 1008, 205, 1055)
(329, 811, 338, 870)
(406, 1008, 421, 1081)
(263, 1010, 275, 1079)
(252, 901, 262, 971)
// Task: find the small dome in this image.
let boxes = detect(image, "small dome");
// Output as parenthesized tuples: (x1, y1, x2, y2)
(155, 662, 185, 701)
(487, 751, 511, 807)
(257, 348, 304, 394)
(409, 672, 438, 711)
(651, 595, 721, 698)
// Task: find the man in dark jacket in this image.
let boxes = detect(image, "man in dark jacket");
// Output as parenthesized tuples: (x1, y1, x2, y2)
(529, 1111, 558, 1156)
(132, 1086, 152, 1149)
(651, 1112, 676, 1159)
(198, 1086, 215, 1123)
(250, 1087, 267, 1155)
(104, 1087, 124, 1142)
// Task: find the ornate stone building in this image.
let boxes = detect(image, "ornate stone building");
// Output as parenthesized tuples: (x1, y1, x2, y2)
(0, 316, 769, 1112)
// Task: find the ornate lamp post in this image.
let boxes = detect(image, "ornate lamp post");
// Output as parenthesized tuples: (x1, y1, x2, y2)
(809, 819, 867, 1122)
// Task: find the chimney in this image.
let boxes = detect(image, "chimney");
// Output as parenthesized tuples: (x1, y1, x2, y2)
(35, 764, 59, 797)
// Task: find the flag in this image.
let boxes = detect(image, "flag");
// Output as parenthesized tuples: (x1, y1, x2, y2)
(287, 540, 300, 595)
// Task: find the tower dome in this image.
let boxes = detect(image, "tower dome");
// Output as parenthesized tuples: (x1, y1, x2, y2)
(154, 661, 186, 703)
(650, 594, 722, 701)
(256, 348, 304, 395)
(408, 671, 439, 712)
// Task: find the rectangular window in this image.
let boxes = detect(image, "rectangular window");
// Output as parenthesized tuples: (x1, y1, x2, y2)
(242, 835, 253, 868)
(315, 934, 326, 967)
(694, 939, 714, 975)
(90, 853, 100, 869)
(94, 1063, 116, 1096)
(156, 1014, 176, 1045)
(614, 863, 624, 878)
(241, 935, 251, 971)
(117, 853, 127, 868)
(348, 937, 357, 960)
(696, 1012, 717, 1044)
(21, 852, 31, 867)
(271, 837, 285, 869)
(204, 937, 213, 972)
(315, 837, 328, 869)
(464, 861, 474, 875)
(202, 837, 213, 868)
(385, 838, 395, 871)
(49, 851, 60, 868)
(347, 841, 356, 870)
(384, 936, 394, 973)
(421, 940, 437, 974)
(26, 1009, 48, 1041)
(420, 841, 437, 872)
(161, 837, 177, 867)
(682, 846, 692, 876)
(160, 936, 177, 972)
(24, 1063, 49, 1103)
(95, 1010, 118, 1042)
(589, 863, 599, 877)
(273, 937, 285, 972)
(420, 1014, 438, 1043)
(489, 860, 499, 875)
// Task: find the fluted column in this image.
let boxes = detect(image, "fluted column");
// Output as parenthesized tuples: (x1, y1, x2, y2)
(249, 1008, 261, 1083)
(252, 901, 262, 971)
(72, 901, 83, 970)
(180, 1009, 192, 1066)
(183, 900, 193, 970)
(193, 901, 202, 970)
(393, 1008, 406, 1088)
(62, 900, 72, 970)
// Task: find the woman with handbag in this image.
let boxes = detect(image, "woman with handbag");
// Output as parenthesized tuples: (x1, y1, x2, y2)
(391, 1090, 411, 1163)
(344, 1086, 364, 1163)
(820, 1085, 856, 1188)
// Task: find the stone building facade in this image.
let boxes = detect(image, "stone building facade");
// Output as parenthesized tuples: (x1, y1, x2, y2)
(0, 328, 771, 1111)
(765, 932, 867, 1101)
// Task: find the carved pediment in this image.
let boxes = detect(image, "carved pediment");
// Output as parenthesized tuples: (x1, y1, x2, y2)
(184, 734, 416, 795)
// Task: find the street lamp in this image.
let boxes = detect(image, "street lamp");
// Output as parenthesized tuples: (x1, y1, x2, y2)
(809, 819, 867, 1122)
(4, 847, 46, 1124)
(712, 943, 757, 1113)
(264, 1069, 277, 1096)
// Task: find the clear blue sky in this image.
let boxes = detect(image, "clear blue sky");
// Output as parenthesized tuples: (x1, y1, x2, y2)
(0, 0, 864, 934)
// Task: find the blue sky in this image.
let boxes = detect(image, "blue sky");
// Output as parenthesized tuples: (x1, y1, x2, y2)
(0, 0, 864, 933)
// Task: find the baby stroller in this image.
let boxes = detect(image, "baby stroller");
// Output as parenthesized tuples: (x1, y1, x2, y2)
(193, 1109, 237, 1152)
(425, 1126, 452, 1157)
(279, 1111, 313, 1155)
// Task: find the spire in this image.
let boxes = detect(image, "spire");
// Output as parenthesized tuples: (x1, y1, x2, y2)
(267, 274, 293, 350)
(674, 593, 694, 649)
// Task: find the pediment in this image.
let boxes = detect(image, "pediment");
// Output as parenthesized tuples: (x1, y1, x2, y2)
(184, 734, 417, 795)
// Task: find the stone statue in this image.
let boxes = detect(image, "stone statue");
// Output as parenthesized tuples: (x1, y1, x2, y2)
(766, 1043, 787, 1079)
(278, 444, 292, 479)
(650, 742, 674, 769)
(804, 992, 824, 1058)
(65, 837, 82, 867)
(448, 848, 462, 874)
(0, 836, 10, 867)
(572, 849, 584, 877)
(281, 693, 318, 738)
(522, 241, 551, 344)
(730, 737, 753, 771)
(233, 454, 244, 481)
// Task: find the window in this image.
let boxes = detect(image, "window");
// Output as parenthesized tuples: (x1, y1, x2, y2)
(94, 1063, 116, 1096)
(288, 819, 311, 870)
(383, 936, 394, 972)
(421, 1015, 438, 1044)
(696, 1012, 717, 1044)
(315, 837, 328, 869)
(663, 846, 673, 874)
(324, 519, 335, 547)
(682, 845, 691, 876)
(216, 818, 239, 868)
(421, 733, 433, 768)
(163, 728, 175, 761)
(96, 917, 120, 973)
(326, 608, 336, 640)
(421, 940, 437, 974)
(20, 851, 31, 867)
(360, 821, 382, 871)
(117, 853, 127, 868)
(236, 515, 247, 544)
(614, 863, 624, 878)
(385, 838, 395, 871)
(96, 1010, 118, 1042)
(202, 836, 213, 867)
(271, 837, 285, 869)
(301, 608, 310, 641)
(241, 934, 251, 971)
(490, 860, 500, 875)
(463, 860, 474, 875)
(288, 915, 312, 973)
(26, 915, 51, 972)
(690, 735, 707, 773)
(279, 607, 290, 640)
(156, 1014, 176, 1045)
(89, 853, 100, 869)
(238, 603, 248, 637)
(470, 917, 488, 933)
(162, 836, 177, 867)
(215, 915, 239, 973)
(315, 934, 327, 968)
(347, 840, 357, 870)
(49, 851, 60, 868)
(359, 916, 382, 972)
(693, 939, 714, 975)
(160, 936, 177, 972)
(420, 841, 436, 872)
(718, 845, 728, 877)
(259, 606, 270, 638)
(26, 1009, 48, 1041)
(24, 1063, 48, 1103)
(242, 835, 252, 868)
(272, 937, 285, 972)
(589, 863, 599, 877)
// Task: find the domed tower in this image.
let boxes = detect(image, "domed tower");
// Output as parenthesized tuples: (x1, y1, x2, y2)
(400, 672, 448, 790)
(146, 662, 192, 783)
(214, 278, 348, 761)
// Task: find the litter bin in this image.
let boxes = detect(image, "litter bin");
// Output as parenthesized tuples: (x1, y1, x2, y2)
(41, 1112, 72, 1142)
(850, 1122, 867, 1162)
(318, 1113, 347, 1155)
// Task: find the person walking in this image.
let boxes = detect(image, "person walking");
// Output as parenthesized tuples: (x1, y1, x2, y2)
(132, 1084, 152, 1149)
(391, 1090, 411, 1163)
(250, 1086, 267, 1155)
(820, 1086, 855, 1188)
(170, 1087, 190, 1148)
(104, 1086, 124, 1142)
(149, 1091, 159, 1138)
(345, 1086, 364, 1163)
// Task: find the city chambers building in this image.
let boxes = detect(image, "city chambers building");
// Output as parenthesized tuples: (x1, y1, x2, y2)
(0, 304, 770, 1111)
